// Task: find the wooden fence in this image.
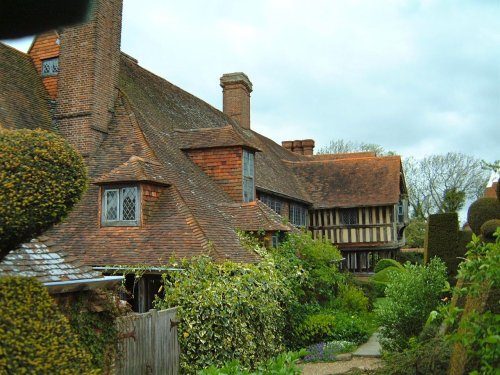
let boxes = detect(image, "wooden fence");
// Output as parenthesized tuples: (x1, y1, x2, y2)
(115, 308, 179, 375)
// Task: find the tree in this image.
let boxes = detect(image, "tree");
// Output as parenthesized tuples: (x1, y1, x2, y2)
(404, 153, 489, 219)
(0, 129, 88, 261)
(317, 139, 392, 156)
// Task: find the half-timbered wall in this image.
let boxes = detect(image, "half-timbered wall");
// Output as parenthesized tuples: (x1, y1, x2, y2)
(309, 206, 399, 244)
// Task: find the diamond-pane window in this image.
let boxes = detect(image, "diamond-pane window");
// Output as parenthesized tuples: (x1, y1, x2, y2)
(102, 186, 139, 226)
(340, 208, 358, 225)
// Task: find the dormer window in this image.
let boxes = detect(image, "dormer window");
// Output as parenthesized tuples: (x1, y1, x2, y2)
(102, 186, 140, 226)
(41, 57, 59, 76)
(243, 149, 255, 202)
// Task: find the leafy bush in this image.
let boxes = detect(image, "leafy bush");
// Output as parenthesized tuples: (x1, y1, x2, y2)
(376, 258, 447, 352)
(331, 284, 369, 313)
(0, 129, 88, 259)
(278, 231, 343, 304)
(395, 251, 423, 265)
(374, 258, 404, 273)
(467, 197, 500, 235)
(155, 256, 290, 374)
(352, 279, 378, 311)
(370, 266, 405, 296)
(0, 276, 97, 374)
(295, 311, 370, 347)
(374, 335, 451, 375)
(198, 351, 305, 375)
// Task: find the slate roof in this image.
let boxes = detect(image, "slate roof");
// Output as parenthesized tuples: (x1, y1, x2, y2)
(287, 155, 404, 208)
(0, 43, 52, 131)
(0, 238, 102, 283)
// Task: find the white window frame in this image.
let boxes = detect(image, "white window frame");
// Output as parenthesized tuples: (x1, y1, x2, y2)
(101, 186, 140, 226)
(242, 149, 255, 202)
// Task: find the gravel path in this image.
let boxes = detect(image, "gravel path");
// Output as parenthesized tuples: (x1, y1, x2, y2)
(299, 357, 383, 375)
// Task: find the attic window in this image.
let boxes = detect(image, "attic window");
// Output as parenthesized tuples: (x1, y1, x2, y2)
(340, 208, 358, 225)
(41, 57, 59, 76)
(242, 149, 255, 202)
(102, 186, 140, 226)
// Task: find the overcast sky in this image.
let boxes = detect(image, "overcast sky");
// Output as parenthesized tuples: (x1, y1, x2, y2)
(4, 0, 499, 163)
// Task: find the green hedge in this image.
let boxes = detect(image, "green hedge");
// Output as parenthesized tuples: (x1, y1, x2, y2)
(155, 256, 291, 374)
(425, 213, 463, 280)
(0, 129, 87, 258)
(0, 276, 97, 374)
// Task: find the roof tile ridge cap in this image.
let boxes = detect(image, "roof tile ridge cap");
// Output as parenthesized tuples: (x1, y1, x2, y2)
(283, 155, 384, 163)
(116, 89, 163, 163)
(170, 185, 220, 257)
(174, 125, 232, 133)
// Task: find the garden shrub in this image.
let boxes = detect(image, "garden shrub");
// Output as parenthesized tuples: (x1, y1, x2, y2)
(331, 284, 369, 313)
(467, 197, 500, 235)
(294, 311, 370, 347)
(0, 276, 97, 374)
(447, 230, 500, 374)
(278, 231, 343, 304)
(374, 258, 404, 273)
(352, 279, 377, 311)
(395, 250, 423, 265)
(376, 257, 447, 352)
(480, 219, 500, 242)
(370, 266, 404, 296)
(155, 256, 290, 374)
(425, 213, 466, 282)
(0, 129, 88, 259)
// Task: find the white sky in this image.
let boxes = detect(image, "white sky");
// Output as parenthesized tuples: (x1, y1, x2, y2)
(3, 0, 500, 163)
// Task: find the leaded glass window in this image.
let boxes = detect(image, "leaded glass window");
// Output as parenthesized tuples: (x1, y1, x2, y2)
(340, 208, 358, 225)
(290, 203, 307, 227)
(242, 149, 255, 202)
(260, 193, 282, 215)
(41, 57, 59, 76)
(102, 186, 139, 226)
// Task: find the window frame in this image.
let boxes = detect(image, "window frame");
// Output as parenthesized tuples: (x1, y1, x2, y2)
(259, 193, 282, 215)
(289, 203, 307, 227)
(101, 185, 140, 227)
(242, 149, 255, 202)
(41, 57, 59, 77)
(340, 208, 358, 225)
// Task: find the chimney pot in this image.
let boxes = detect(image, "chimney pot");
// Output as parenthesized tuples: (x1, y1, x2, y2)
(302, 139, 315, 156)
(281, 141, 293, 151)
(292, 140, 303, 155)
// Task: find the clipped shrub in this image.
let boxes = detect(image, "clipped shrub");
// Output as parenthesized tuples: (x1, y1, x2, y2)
(376, 258, 447, 352)
(374, 258, 404, 273)
(0, 129, 88, 259)
(467, 197, 500, 235)
(480, 219, 500, 242)
(395, 250, 423, 265)
(155, 256, 290, 374)
(0, 276, 96, 374)
(425, 213, 464, 281)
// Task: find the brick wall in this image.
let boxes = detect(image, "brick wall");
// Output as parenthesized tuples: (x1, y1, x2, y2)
(28, 31, 60, 99)
(186, 147, 243, 202)
(56, 0, 123, 157)
(220, 73, 252, 129)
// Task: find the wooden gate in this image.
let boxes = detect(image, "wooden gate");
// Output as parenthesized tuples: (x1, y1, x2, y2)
(115, 308, 179, 375)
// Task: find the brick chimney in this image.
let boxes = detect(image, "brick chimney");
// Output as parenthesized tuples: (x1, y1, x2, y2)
(55, 0, 123, 157)
(282, 139, 315, 155)
(220, 72, 253, 129)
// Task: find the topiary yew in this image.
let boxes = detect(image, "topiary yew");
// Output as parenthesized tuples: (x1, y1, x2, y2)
(480, 219, 500, 242)
(374, 258, 404, 273)
(0, 129, 87, 260)
(0, 276, 97, 374)
(467, 197, 500, 235)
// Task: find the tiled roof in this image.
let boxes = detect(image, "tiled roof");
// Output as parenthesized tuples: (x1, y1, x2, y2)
(0, 43, 52, 131)
(94, 155, 170, 186)
(174, 125, 261, 151)
(287, 155, 404, 208)
(0, 238, 102, 283)
(219, 201, 290, 232)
